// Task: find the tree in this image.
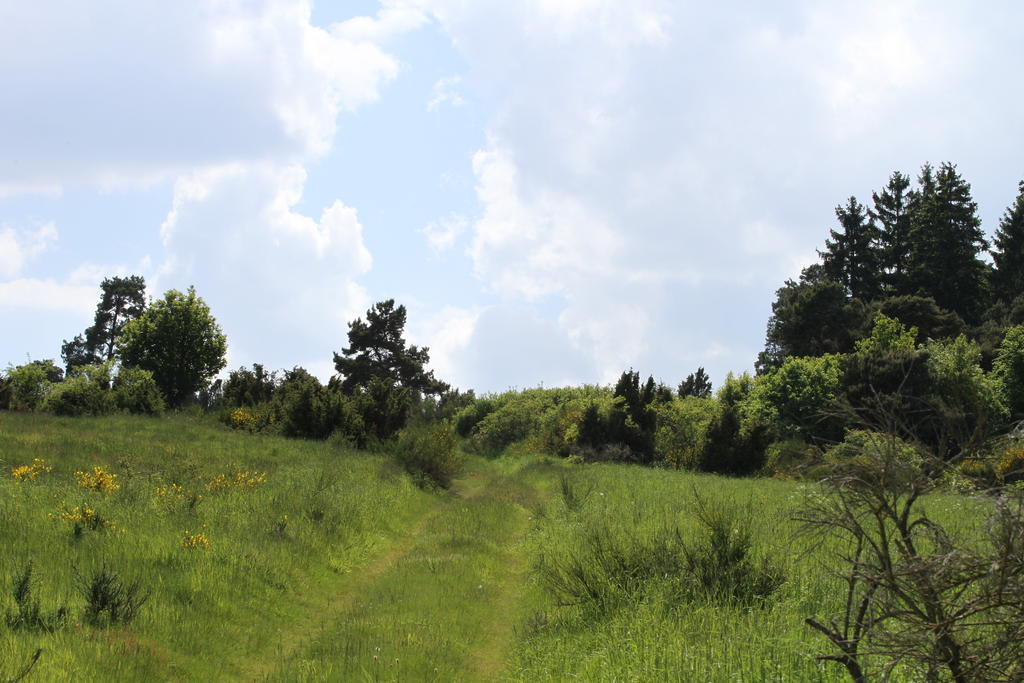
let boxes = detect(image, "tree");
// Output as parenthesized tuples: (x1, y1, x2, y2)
(678, 367, 712, 398)
(758, 279, 866, 372)
(820, 196, 882, 301)
(907, 163, 989, 323)
(61, 276, 146, 372)
(870, 171, 916, 295)
(991, 180, 1024, 305)
(333, 299, 447, 396)
(117, 287, 227, 407)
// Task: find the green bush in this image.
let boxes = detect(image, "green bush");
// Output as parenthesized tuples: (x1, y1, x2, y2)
(5, 362, 53, 411)
(280, 379, 364, 443)
(745, 354, 843, 442)
(454, 398, 497, 437)
(994, 324, 1024, 418)
(392, 421, 462, 489)
(113, 367, 165, 415)
(45, 377, 113, 417)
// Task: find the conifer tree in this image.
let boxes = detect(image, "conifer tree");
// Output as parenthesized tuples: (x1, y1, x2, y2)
(820, 197, 882, 301)
(991, 180, 1024, 305)
(906, 163, 988, 323)
(870, 171, 916, 294)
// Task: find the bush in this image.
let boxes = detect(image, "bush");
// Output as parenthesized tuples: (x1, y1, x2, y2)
(392, 421, 462, 489)
(80, 567, 149, 627)
(698, 404, 771, 475)
(280, 379, 363, 443)
(4, 562, 68, 632)
(44, 363, 115, 417)
(680, 498, 784, 605)
(454, 398, 497, 437)
(113, 367, 165, 415)
(994, 324, 1024, 418)
(5, 362, 53, 411)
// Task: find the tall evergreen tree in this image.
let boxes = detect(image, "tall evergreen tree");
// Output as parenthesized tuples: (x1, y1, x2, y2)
(61, 275, 147, 372)
(991, 180, 1024, 305)
(333, 299, 448, 396)
(907, 163, 988, 323)
(819, 196, 882, 301)
(870, 171, 916, 294)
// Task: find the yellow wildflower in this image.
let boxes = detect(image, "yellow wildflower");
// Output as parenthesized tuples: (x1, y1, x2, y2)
(11, 458, 53, 481)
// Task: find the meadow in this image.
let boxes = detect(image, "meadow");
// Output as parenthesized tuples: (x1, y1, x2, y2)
(0, 412, 987, 681)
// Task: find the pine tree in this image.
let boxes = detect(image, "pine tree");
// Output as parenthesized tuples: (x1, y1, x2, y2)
(819, 196, 882, 301)
(61, 275, 147, 372)
(906, 162, 988, 323)
(991, 180, 1024, 305)
(870, 171, 916, 294)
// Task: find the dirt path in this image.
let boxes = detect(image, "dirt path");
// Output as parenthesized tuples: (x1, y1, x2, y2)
(244, 463, 547, 681)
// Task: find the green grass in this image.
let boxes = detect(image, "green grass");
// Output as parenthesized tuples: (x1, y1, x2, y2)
(0, 413, 990, 681)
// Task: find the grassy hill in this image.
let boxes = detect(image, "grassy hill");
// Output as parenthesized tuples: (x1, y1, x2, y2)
(0, 412, 981, 681)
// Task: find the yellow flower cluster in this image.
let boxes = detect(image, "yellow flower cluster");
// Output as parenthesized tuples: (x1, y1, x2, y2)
(155, 481, 187, 502)
(11, 458, 53, 481)
(229, 408, 257, 429)
(50, 504, 116, 531)
(181, 529, 211, 549)
(75, 466, 120, 494)
(206, 471, 267, 493)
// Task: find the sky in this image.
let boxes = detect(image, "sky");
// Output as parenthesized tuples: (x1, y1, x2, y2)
(2, 0, 1023, 393)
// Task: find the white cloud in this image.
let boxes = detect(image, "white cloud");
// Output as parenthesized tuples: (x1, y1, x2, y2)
(0, 223, 57, 279)
(427, 75, 467, 112)
(419, 213, 468, 252)
(0, 0, 407, 193)
(411, 0, 1024, 387)
(155, 163, 373, 376)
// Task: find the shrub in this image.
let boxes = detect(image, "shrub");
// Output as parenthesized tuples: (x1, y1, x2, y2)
(279, 375, 364, 443)
(454, 398, 496, 437)
(679, 497, 784, 605)
(80, 567, 149, 627)
(113, 367, 165, 415)
(995, 445, 1024, 485)
(994, 324, 1024, 418)
(745, 354, 843, 442)
(5, 362, 52, 411)
(44, 364, 115, 417)
(697, 404, 771, 475)
(4, 562, 68, 632)
(392, 421, 462, 489)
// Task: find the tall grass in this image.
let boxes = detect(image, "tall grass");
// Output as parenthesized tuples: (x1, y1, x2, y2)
(0, 412, 433, 680)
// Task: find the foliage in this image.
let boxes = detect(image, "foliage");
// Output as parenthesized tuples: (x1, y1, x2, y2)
(871, 295, 964, 343)
(353, 376, 411, 441)
(391, 420, 462, 489)
(62, 275, 147, 371)
(746, 354, 843, 442)
(716, 371, 754, 407)
(820, 196, 882, 301)
(278, 372, 364, 443)
(43, 362, 115, 417)
(117, 286, 227, 407)
(654, 397, 717, 469)
(333, 299, 447, 396)
(854, 312, 917, 354)
(797, 429, 1024, 682)
(697, 403, 771, 475)
(907, 162, 989, 323)
(994, 324, 1024, 418)
(222, 363, 278, 408)
(870, 170, 916, 294)
(75, 466, 120, 494)
(5, 361, 57, 410)
(925, 334, 1008, 458)
(4, 563, 68, 632)
(112, 366, 165, 415)
(677, 367, 712, 398)
(80, 567, 149, 627)
(679, 496, 784, 605)
(991, 179, 1024, 305)
(11, 458, 52, 482)
(758, 279, 865, 372)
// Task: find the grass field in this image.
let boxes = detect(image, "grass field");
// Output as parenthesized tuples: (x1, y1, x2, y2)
(0, 412, 983, 681)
